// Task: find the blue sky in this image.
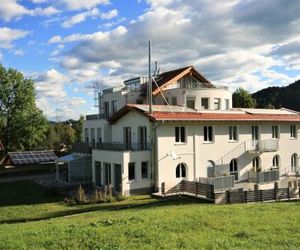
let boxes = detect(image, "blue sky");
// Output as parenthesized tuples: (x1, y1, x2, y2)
(1, 0, 300, 120)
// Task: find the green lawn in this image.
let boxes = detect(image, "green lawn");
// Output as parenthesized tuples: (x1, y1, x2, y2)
(0, 181, 300, 249)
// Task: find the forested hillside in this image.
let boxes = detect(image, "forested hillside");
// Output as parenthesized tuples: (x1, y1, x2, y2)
(252, 80, 300, 111)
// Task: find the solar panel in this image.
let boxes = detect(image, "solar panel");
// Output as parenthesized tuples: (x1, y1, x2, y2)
(8, 150, 58, 165)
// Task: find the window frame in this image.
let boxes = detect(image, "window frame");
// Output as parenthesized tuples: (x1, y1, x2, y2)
(251, 125, 260, 141)
(201, 97, 209, 110)
(290, 125, 297, 139)
(204, 126, 214, 143)
(141, 161, 149, 179)
(229, 125, 238, 142)
(175, 126, 187, 144)
(128, 162, 136, 181)
(176, 163, 187, 178)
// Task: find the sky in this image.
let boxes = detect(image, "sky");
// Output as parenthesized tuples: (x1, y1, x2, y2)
(1, 0, 300, 121)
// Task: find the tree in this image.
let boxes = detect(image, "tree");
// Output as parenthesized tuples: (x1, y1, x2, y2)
(70, 115, 84, 142)
(232, 88, 256, 108)
(0, 64, 48, 153)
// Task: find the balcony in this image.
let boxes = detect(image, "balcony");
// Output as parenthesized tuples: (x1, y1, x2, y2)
(86, 114, 106, 120)
(248, 170, 279, 184)
(95, 142, 151, 152)
(246, 139, 279, 153)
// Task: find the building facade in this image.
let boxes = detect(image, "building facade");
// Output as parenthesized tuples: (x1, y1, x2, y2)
(83, 66, 300, 195)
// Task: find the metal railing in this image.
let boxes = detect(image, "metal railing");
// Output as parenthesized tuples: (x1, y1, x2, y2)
(199, 175, 235, 190)
(248, 170, 279, 184)
(95, 142, 151, 151)
(86, 114, 106, 120)
(246, 139, 279, 152)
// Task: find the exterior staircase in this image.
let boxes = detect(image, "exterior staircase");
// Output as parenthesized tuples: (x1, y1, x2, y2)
(215, 139, 279, 166)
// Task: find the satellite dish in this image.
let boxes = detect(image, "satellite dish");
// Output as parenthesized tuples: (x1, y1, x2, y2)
(170, 148, 180, 160)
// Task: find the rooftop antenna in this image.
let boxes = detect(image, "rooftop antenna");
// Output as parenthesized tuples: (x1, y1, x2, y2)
(148, 40, 152, 114)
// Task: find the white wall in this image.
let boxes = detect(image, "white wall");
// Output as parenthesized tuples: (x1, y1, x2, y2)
(155, 122, 300, 192)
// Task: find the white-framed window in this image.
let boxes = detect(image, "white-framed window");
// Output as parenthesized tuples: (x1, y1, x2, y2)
(229, 159, 238, 180)
(251, 125, 260, 140)
(186, 97, 195, 109)
(201, 98, 209, 110)
(272, 155, 280, 169)
(175, 126, 186, 143)
(176, 163, 187, 178)
(225, 99, 230, 110)
(128, 162, 135, 181)
(291, 153, 298, 172)
(204, 126, 213, 142)
(84, 128, 89, 143)
(104, 162, 111, 185)
(124, 127, 132, 150)
(171, 97, 177, 105)
(252, 156, 261, 172)
(229, 126, 238, 141)
(97, 128, 102, 143)
(272, 125, 279, 139)
(214, 98, 220, 110)
(290, 125, 297, 139)
(141, 161, 149, 179)
(111, 100, 117, 114)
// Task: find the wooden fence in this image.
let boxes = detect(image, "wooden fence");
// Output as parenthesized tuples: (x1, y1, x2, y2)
(162, 181, 300, 205)
(162, 180, 214, 200)
(215, 184, 300, 204)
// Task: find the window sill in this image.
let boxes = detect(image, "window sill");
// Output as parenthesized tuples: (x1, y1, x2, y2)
(174, 142, 187, 145)
(228, 140, 238, 143)
(290, 137, 297, 140)
(203, 141, 214, 144)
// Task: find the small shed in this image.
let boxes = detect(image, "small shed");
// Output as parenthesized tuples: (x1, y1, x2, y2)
(0, 150, 58, 175)
(56, 154, 92, 184)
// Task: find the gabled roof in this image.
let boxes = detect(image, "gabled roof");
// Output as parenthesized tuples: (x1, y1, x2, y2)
(141, 66, 212, 96)
(108, 104, 300, 123)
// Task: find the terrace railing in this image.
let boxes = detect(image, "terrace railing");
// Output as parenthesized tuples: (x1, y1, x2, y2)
(198, 175, 235, 190)
(95, 142, 151, 151)
(248, 170, 279, 184)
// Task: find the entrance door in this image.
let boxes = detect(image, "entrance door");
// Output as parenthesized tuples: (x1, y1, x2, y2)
(114, 164, 122, 192)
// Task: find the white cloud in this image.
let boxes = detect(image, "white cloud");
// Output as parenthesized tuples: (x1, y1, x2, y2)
(0, 27, 29, 49)
(0, 0, 59, 21)
(62, 8, 100, 28)
(100, 9, 118, 19)
(60, 0, 110, 10)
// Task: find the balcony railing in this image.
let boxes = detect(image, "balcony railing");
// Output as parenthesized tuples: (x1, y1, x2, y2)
(95, 142, 151, 151)
(198, 175, 235, 190)
(246, 139, 279, 152)
(86, 114, 106, 120)
(248, 170, 279, 184)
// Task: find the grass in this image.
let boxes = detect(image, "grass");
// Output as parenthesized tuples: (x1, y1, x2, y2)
(0, 180, 300, 249)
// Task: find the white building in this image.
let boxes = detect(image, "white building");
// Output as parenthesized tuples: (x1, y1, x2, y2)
(82, 66, 300, 195)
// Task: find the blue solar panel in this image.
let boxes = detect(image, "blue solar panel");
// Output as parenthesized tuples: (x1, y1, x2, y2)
(9, 151, 57, 165)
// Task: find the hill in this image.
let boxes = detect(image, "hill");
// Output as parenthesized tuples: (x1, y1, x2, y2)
(252, 79, 300, 111)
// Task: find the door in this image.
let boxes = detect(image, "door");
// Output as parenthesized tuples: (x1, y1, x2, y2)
(114, 164, 122, 192)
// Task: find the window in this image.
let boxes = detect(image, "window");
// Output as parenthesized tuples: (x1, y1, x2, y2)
(95, 161, 102, 186)
(252, 157, 261, 172)
(138, 127, 147, 150)
(141, 162, 148, 179)
(272, 125, 279, 139)
(111, 100, 117, 114)
(124, 127, 132, 150)
(104, 163, 111, 185)
(229, 126, 238, 141)
(290, 125, 297, 139)
(186, 97, 195, 109)
(128, 162, 135, 180)
(204, 126, 213, 142)
(214, 98, 220, 110)
(104, 101, 109, 118)
(97, 128, 102, 143)
(91, 128, 95, 147)
(229, 159, 238, 180)
(225, 99, 230, 110)
(164, 97, 169, 105)
(272, 155, 280, 169)
(175, 126, 186, 143)
(291, 153, 298, 172)
(201, 98, 209, 110)
(171, 97, 177, 105)
(176, 163, 187, 178)
(84, 128, 89, 143)
(251, 125, 259, 140)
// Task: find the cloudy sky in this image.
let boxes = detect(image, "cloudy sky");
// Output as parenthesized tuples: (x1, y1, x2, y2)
(1, 0, 300, 120)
